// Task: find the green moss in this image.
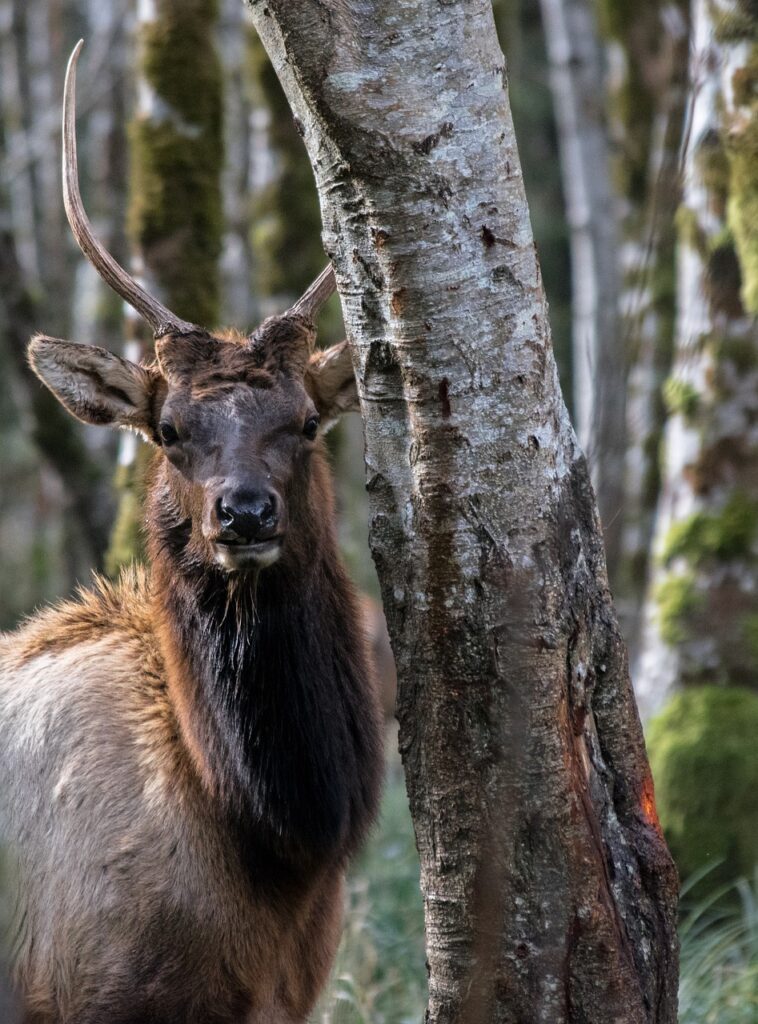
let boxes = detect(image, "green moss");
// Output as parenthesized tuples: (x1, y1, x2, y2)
(105, 445, 151, 577)
(676, 205, 705, 253)
(655, 571, 702, 644)
(694, 128, 730, 204)
(646, 686, 758, 886)
(741, 611, 758, 663)
(726, 66, 758, 316)
(662, 376, 700, 420)
(710, 332, 758, 373)
(128, 0, 223, 327)
(660, 492, 758, 567)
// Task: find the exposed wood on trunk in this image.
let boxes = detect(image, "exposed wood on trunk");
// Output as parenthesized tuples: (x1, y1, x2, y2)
(246, 1, 679, 1020)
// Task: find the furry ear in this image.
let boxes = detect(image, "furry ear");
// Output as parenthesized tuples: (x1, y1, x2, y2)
(305, 340, 359, 431)
(28, 335, 158, 435)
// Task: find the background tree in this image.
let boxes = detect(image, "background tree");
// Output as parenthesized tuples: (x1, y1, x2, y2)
(636, 0, 758, 718)
(247, 1, 679, 1021)
(539, 0, 625, 578)
(106, 0, 224, 573)
(602, 0, 689, 652)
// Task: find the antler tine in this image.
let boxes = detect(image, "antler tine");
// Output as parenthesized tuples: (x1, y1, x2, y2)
(288, 265, 337, 321)
(63, 41, 197, 338)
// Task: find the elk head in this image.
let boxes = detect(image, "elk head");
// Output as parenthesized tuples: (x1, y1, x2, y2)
(29, 42, 359, 572)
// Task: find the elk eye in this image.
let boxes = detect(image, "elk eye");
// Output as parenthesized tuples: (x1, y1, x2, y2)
(303, 415, 320, 440)
(159, 421, 179, 446)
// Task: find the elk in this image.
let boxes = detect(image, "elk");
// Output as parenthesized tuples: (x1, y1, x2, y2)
(0, 42, 383, 1024)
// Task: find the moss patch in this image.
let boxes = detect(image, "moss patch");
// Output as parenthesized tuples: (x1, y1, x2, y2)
(660, 492, 758, 567)
(128, 0, 223, 327)
(662, 376, 700, 420)
(646, 686, 758, 886)
(726, 82, 758, 315)
(655, 571, 702, 644)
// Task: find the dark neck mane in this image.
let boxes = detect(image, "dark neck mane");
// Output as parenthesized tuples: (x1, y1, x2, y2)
(148, 460, 381, 872)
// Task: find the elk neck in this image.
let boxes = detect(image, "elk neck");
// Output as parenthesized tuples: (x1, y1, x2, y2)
(146, 452, 381, 876)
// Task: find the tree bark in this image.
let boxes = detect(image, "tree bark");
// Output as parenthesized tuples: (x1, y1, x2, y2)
(538, 0, 625, 580)
(246, 1, 679, 1021)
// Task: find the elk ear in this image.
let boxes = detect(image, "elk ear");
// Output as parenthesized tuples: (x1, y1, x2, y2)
(305, 340, 359, 431)
(29, 335, 157, 435)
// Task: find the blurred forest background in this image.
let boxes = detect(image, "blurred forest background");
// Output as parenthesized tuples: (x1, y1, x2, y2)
(1, 0, 757, 1018)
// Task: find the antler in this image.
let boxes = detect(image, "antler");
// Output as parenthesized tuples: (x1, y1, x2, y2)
(63, 41, 197, 337)
(287, 264, 337, 321)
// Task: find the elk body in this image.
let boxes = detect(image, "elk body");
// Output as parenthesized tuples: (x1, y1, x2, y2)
(0, 43, 382, 1024)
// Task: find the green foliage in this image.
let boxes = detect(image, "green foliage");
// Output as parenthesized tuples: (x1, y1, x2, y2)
(654, 571, 702, 644)
(129, 0, 223, 327)
(647, 687, 758, 887)
(660, 493, 758, 568)
(663, 376, 700, 420)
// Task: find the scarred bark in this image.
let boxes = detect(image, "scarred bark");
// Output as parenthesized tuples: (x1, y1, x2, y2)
(245, 1, 679, 1020)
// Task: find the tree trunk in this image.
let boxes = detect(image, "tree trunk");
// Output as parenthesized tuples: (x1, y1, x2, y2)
(635, 0, 758, 719)
(538, 0, 625, 579)
(246, 1, 679, 1021)
(600, 0, 689, 663)
(106, 0, 224, 575)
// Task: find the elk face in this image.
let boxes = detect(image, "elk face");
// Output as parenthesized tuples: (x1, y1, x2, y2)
(29, 326, 359, 572)
(29, 39, 358, 573)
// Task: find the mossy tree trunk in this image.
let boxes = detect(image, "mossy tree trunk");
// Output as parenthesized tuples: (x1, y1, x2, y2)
(106, 0, 223, 575)
(636, 0, 758, 718)
(247, 1, 679, 1020)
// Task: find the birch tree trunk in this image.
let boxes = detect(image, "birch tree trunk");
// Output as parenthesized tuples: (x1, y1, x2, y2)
(635, 0, 758, 719)
(246, 1, 679, 1020)
(539, 0, 625, 579)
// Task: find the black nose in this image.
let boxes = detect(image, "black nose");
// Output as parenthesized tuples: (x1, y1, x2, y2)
(217, 491, 279, 543)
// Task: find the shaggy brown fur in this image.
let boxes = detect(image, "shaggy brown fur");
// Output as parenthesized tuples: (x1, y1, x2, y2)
(0, 320, 383, 1023)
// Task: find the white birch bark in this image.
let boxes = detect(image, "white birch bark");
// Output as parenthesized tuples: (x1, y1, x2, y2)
(539, 0, 625, 577)
(246, 2, 678, 1020)
(635, 0, 758, 718)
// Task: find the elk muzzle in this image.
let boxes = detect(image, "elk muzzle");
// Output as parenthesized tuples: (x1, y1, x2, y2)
(210, 486, 284, 571)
